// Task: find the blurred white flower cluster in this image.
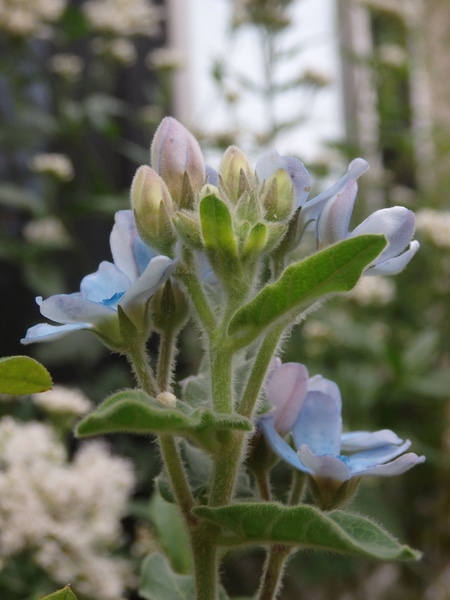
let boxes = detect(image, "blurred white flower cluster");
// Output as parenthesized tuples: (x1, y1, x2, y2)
(416, 209, 450, 249)
(83, 0, 160, 37)
(348, 275, 396, 306)
(0, 417, 135, 599)
(0, 0, 66, 37)
(29, 153, 74, 181)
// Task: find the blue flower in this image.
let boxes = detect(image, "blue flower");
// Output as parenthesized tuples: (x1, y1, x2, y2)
(260, 363, 425, 509)
(297, 159, 419, 275)
(21, 210, 176, 346)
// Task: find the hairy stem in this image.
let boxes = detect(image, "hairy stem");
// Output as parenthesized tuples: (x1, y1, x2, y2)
(258, 544, 292, 600)
(157, 328, 177, 392)
(239, 325, 284, 418)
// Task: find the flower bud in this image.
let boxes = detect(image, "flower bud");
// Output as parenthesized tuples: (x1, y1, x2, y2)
(152, 279, 189, 333)
(260, 168, 299, 221)
(150, 117, 205, 205)
(219, 145, 256, 202)
(130, 165, 176, 254)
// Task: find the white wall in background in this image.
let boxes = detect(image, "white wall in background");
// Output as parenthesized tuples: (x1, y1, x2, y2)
(170, 0, 344, 163)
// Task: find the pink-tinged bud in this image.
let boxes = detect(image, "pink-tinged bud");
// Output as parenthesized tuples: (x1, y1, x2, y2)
(219, 145, 256, 202)
(150, 117, 205, 204)
(265, 362, 309, 434)
(130, 165, 175, 254)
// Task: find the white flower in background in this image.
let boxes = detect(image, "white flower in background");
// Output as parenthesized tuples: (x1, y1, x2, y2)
(416, 209, 450, 249)
(83, 0, 160, 37)
(23, 216, 71, 247)
(29, 153, 74, 181)
(49, 53, 84, 80)
(32, 385, 93, 416)
(0, 417, 135, 599)
(146, 47, 185, 70)
(0, 0, 66, 37)
(347, 275, 396, 306)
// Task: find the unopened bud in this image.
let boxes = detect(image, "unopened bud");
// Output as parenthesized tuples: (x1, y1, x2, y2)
(130, 165, 175, 254)
(152, 279, 189, 332)
(219, 146, 256, 202)
(150, 117, 205, 205)
(261, 168, 295, 221)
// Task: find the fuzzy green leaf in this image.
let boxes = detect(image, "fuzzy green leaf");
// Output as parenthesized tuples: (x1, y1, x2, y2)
(39, 586, 78, 600)
(228, 234, 387, 343)
(139, 553, 229, 600)
(147, 492, 191, 574)
(75, 389, 252, 453)
(199, 194, 242, 283)
(0, 355, 52, 395)
(194, 503, 421, 561)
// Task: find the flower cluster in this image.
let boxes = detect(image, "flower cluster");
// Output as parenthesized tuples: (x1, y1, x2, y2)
(259, 361, 425, 509)
(0, 417, 135, 599)
(416, 208, 450, 249)
(0, 0, 67, 37)
(83, 0, 160, 37)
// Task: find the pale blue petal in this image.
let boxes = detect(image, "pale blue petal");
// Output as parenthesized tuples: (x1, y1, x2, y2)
(351, 207, 416, 263)
(259, 416, 309, 472)
(316, 179, 357, 245)
(80, 261, 131, 303)
(307, 375, 342, 411)
(109, 210, 140, 281)
(299, 158, 369, 227)
(206, 165, 219, 186)
(38, 294, 115, 325)
(21, 322, 93, 344)
(255, 151, 311, 209)
(347, 440, 412, 474)
(292, 390, 342, 456)
(367, 240, 420, 276)
(120, 255, 176, 320)
(341, 429, 403, 451)
(297, 445, 351, 482)
(350, 453, 425, 477)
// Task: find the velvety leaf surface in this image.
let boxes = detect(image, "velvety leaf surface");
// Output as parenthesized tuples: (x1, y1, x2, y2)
(139, 553, 229, 600)
(228, 235, 386, 343)
(39, 586, 78, 600)
(194, 503, 421, 561)
(75, 389, 252, 453)
(0, 355, 52, 395)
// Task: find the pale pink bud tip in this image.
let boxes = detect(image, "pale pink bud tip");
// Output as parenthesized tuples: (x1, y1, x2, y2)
(150, 117, 205, 200)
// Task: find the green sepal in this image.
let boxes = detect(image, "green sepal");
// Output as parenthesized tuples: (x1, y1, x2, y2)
(0, 356, 52, 395)
(193, 503, 421, 561)
(39, 586, 78, 600)
(199, 194, 242, 283)
(75, 389, 252, 453)
(242, 222, 268, 261)
(229, 234, 387, 344)
(139, 552, 230, 600)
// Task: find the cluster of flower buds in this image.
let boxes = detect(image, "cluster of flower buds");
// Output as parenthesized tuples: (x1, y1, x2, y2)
(131, 117, 419, 295)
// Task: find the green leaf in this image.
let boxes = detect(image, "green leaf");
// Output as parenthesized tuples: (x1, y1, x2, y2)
(199, 194, 242, 282)
(39, 586, 78, 600)
(139, 553, 229, 600)
(139, 553, 195, 600)
(147, 492, 191, 574)
(0, 356, 52, 395)
(200, 194, 239, 258)
(75, 389, 252, 453)
(228, 234, 387, 343)
(194, 503, 421, 561)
